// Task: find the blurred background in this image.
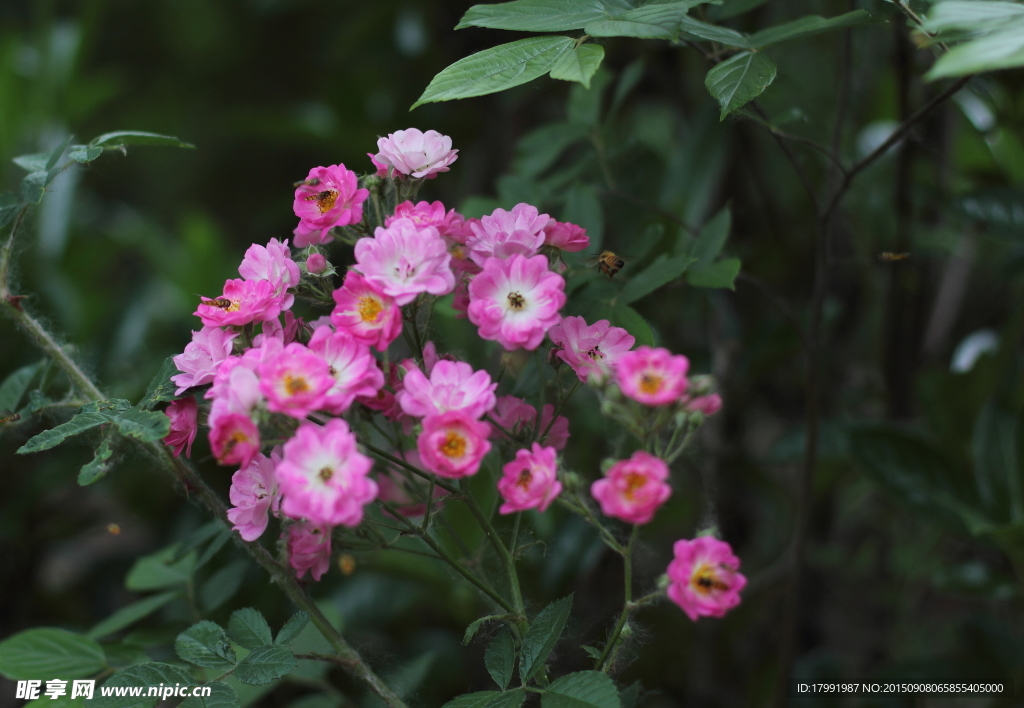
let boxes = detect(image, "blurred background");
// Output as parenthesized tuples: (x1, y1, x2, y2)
(2, 0, 1024, 706)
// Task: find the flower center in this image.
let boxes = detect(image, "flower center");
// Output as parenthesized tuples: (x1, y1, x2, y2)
(357, 294, 384, 323)
(284, 374, 310, 395)
(639, 372, 663, 395)
(441, 431, 467, 458)
(622, 471, 647, 500)
(319, 466, 334, 482)
(450, 245, 466, 260)
(516, 468, 533, 490)
(222, 430, 250, 458)
(586, 346, 603, 361)
(306, 189, 339, 214)
(507, 291, 525, 310)
(690, 563, 729, 595)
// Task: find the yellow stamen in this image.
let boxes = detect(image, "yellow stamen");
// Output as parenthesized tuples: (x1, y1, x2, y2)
(441, 431, 467, 458)
(357, 295, 384, 323)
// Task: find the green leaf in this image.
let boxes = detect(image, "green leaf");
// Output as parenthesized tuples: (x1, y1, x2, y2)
(485, 630, 516, 690)
(46, 136, 72, 170)
(686, 257, 741, 289)
(921, 1, 1024, 34)
(442, 692, 501, 708)
(457, 0, 633, 32)
(618, 253, 695, 304)
(955, 187, 1024, 232)
(228, 609, 274, 650)
(276, 611, 311, 645)
(87, 591, 180, 641)
(678, 16, 751, 47)
(79, 437, 115, 486)
(0, 191, 22, 227)
(200, 560, 248, 611)
(89, 131, 195, 149)
(688, 207, 731, 263)
(585, 1, 711, 40)
(179, 682, 239, 708)
(0, 628, 106, 680)
(175, 621, 237, 671)
(541, 671, 621, 708)
(0, 361, 42, 413)
(705, 51, 777, 120)
(20, 171, 48, 204)
(13, 153, 49, 173)
(95, 663, 195, 708)
(550, 45, 605, 89)
(412, 36, 575, 108)
(519, 595, 572, 683)
(462, 614, 507, 645)
(567, 68, 613, 127)
(927, 20, 1024, 79)
(194, 526, 232, 571)
(487, 690, 526, 708)
(972, 403, 1024, 521)
(140, 357, 181, 409)
(748, 11, 876, 49)
(514, 122, 590, 178)
(69, 145, 103, 163)
(111, 408, 171, 443)
(234, 645, 297, 686)
(125, 545, 196, 591)
(17, 412, 112, 454)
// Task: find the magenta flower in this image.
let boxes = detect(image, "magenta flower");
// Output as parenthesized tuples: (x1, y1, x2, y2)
(195, 279, 284, 328)
(386, 201, 465, 241)
(397, 359, 497, 419)
(227, 452, 281, 542)
(307, 325, 384, 414)
(489, 395, 569, 451)
(353, 218, 455, 305)
(287, 521, 333, 582)
(417, 411, 492, 478)
(293, 164, 369, 247)
(369, 128, 458, 179)
(208, 409, 261, 468)
(498, 443, 562, 514)
(238, 238, 301, 309)
(543, 219, 590, 252)
(465, 204, 550, 266)
(468, 254, 566, 351)
(258, 311, 305, 347)
(615, 346, 689, 406)
(257, 343, 335, 419)
(667, 537, 747, 621)
(163, 397, 198, 458)
(277, 419, 377, 527)
(591, 451, 672, 525)
(549, 316, 635, 384)
(330, 271, 403, 351)
(171, 326, 238, 395)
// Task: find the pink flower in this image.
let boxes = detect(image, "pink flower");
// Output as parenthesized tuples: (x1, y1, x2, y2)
(330, 271, 403, 351)
(163, 397, 198, 458)
(489, 396, 569, 450)
(287, 521, 333, 581)
(498, 443, 562, 514)
(397, 359, 497, 419)
(615, 347, 689, 406)
(385, 201, 465, 240)
(357, 360, 404, 420)
(468, 254, 566, 351)
(591, 451, 672, 525)
(376, 451, 448, 517)
(227, 452, 281, 541)
(684, 393, 722, 416)
(549, 316, 635, 384)
(466, 204, 550, 266)
(369, 128, 458, 179)
(277, 419, 377, 527)
(257, 343, 335, 419)
(667, 537, 747, 621)
(543, 219, 590, 252)
(308, 325, 384, 414)
(171, 326, 238, 394)
(257, 311, 305, 347)
(238, 238, 301, 309)
(209, 361, 263, 411)
(208, 409, 261, 468)
(417, 411, 491, 478)
(353, 218, 455, 305)
(195, 279, 284, 327)
(293, 164, 369, 247)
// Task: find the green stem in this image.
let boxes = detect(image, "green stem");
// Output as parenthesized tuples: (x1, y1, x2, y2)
(556, 495, 624, 555)
(539, 380, 581, 443)
(510, 513, 522, 557)
(595, 526, 638, 672)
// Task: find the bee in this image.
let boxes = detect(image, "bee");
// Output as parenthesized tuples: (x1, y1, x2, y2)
(0, 411, 20, 424)
(304, 189, 338, 214)
(586, 251, 626, 279)
(694, 574, 730, 592)
(878, 252, 910, 262)
(204, 297, 233, 309)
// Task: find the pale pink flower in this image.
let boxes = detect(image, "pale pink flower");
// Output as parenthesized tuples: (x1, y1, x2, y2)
(257, 311, 305, 347)
(468, 254, 566, 351)
(498, 443, 562, 514)
(209, 361, 263, 412)
(353, 218, 455, 305)
(591, 451, 672, 525)
(369, 128, 458, 179)
(227, 452, 282, 542)
(287, 521, 333, 581)
(397, 359, 496, 419)
(308, 325, 384, 414)
(549, 316, 635, 384)
(376, 451, 448, 517)
(489, 396, 569, 451)
(615, 346, 689, 406)
(238, 238, 301, 309)
(293, 164, 369, 247)
(667, 537, 747, 621)
(195, 279, 284, 327)
(277, 419, 377, 527)
(542, 219, 590, 252)
(417, 411, 491, 478)
(385, 201, 465, 241)
(163, 397, 198, 458)
(330, 271, 403, 351)
(466, 204, 550, 266)
(171, 326, 238, 395)
(684, 393, 722, 416)
(208, 409, 261, 468)
(257, 343, 335, 419)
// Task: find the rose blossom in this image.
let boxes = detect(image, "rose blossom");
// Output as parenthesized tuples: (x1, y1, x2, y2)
(549, 316, 635, 384)
(171, 326, 238, 394)
(397, 359, 497, 419)
(287, 521, 333, 581)
(667, 536, 747, 621)
(353, 218, 455, 305)
(385, 201, 465, 240)
(542, 219, 590, 252)
(277, 419, 377, 527)
(238, 238, 301, 308)
(195, 279, 284, 327)
(684, 393, 722, 416)
(615, 346, 689, 406)
(357, 360, 404, 420)
(497, 443, 562, 514)
(257, 343, 335, 418)
(163, 397, 198, 458)
(490, 395, 569, 451)
(369, 128, 458, 179)
(465, 204, 550, 266)
(208, 409, 261, 468)
(307, 325, 384, 414)
(293, 164, 369, 247)
(417, 411, 491, 478)
(227, 452, 281, 541)
(591, 451, 672, 525)
(468, 254, 566, 351)
(330, 271, 403, 351)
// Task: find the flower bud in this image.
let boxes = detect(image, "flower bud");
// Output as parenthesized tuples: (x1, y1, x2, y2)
(306, 253, 328, 275)
(688, 374, 715, 396)
(561, 470, 582, 492)
(656, 573, 671, 591)
(363, 174, 384, 190)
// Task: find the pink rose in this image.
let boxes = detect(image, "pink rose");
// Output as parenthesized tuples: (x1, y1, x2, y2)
(163, 397, 198, 458)
(497, 443, 562, 514)
(287, 521, 333, 581)
(293, 164, 369, 246)
(397, 359, 497, 420)
(330, 271, 403, 351)
(171, 326, 238, 395)
(468, 254, 566, 351)
(549, 316, 635, 384)
(353, 218, 455, 305)
(227, 452, 281, 542)
(417, 411, 492, 479)
(369, 128, 458, 179)
(666, 536, 747, 621)
(614, 346, 689, 406)
(257, 343, 335, 419)
(195, 279, 284, 328)
(591, 450, 672, 525)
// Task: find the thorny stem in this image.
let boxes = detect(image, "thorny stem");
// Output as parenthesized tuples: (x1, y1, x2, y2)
(556, 494, 624, 555)
(595, 526, 638, 672)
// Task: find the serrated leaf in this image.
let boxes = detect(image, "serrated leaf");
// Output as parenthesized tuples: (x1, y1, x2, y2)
(413, 36, 575, 108)
(228, 609, 273, 650)
(748, 10, 876, 49)
(112, 407, 171, 442)
(581, 646, 602, 660)
(541, 671, 621, 708)
(139, 357, 180, 409)
(0, 361, 42, 413)
(234, 645, 297, 686)
(275, 611, 311, 645)
(0, 628, 106, 680)
(618, 254, 695, 304)
(487, 690, 525, 708)
(705, 51, 777, 120)
(125, 545, 196, 591)
(69, 145, 103, 163)
(485, 630, 516, 690)
(442, 692, 501, 708)
(89, 131, 195, 149)
(519, 595, 572, 683)
(686, 257, 741, 289)
(13, 153, 49, 173)
(17, 412, 111, 454)
(462, 614, 507, 645)
(550, 45, 605, 89)
(95, 663, 195, 708)
(175, 621, 236, 671)
(179, 682, 239, 708)
(88, 591, 180, 641)
(926, 20, 1024, 79)
(78, 437, 115, 485)
(20, 171, 48, 204)
(585, 0, 711, 40)
(457, 0, 632, 32)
